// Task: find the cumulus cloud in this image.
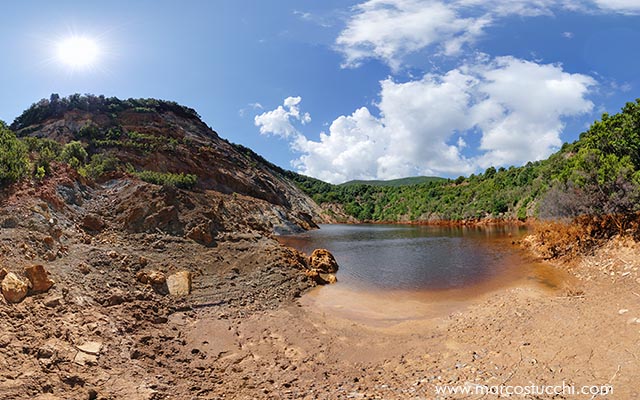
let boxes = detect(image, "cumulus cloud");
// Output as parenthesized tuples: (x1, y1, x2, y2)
(260, 57, 596, 183)
(593, 0, 640, 13)
(254, 96, 311, 138)
(336, 0, 492, 69)
(336, 0, 634, 69)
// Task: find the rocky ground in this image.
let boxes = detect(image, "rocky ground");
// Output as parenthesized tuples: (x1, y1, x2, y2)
(1, 170, 640, 399)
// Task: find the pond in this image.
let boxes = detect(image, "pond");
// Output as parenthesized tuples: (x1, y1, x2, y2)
(279, 224, 567, 323)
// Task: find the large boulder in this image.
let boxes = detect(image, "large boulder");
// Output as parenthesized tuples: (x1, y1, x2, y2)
(24, 265, 55, 293)
(308, 249, 339, 273)
(166, 271, 192, 296)
(1, 272, 29, 303)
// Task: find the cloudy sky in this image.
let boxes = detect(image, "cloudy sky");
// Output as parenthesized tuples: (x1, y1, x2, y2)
(1, 1, 640, 183)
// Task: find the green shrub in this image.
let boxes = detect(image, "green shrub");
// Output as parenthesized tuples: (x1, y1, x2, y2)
(21, 137, 62, 175)
(35, 166, 46, 180)
(134, 170, 197, 189)
(61, 141, 88, 168)
(0, 124, 30, 184)
(79, 154, 121, 178)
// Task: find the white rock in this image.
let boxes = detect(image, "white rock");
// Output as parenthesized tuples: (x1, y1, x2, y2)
(619, 309, 629, 315)
(76, 341, 102, 355)
(166, 271, 192, 296)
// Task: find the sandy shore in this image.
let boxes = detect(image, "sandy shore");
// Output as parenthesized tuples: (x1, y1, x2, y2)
(187, 237, 640, 399)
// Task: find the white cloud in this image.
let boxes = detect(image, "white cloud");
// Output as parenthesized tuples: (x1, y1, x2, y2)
(593, 0, 640, 13)
(336, 0, 492, 70)
(262, 57, 596, 183)
(336, 0, 635, 69)
(468, 57, 596, 167)
(254, 96, 310, 138)
(562, 31, 574, 38)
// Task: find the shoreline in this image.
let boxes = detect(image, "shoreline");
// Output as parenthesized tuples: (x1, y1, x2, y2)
(2, 210, 638, 399)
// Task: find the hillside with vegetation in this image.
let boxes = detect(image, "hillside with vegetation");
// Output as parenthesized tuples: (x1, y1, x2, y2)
(340, 176, 445, 187)
(287, 100, 640, 226)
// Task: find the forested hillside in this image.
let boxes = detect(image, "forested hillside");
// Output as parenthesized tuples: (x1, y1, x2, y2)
(287, 100, 640, 224)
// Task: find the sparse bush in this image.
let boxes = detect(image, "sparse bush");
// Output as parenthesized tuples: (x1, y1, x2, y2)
(61, 141, 88, 169)
(79, 154, 121, 178)
(21, 137, 62, 176)
(134, 170, 197, 189)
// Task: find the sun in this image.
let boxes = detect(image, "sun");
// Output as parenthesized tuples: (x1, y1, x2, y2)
(56, 36, 99, 69)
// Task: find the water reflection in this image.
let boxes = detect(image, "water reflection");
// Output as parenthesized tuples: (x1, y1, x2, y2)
(280, 224, 529, 291)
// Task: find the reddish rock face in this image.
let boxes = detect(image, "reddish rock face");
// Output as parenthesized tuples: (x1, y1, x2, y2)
(24, 265, 55, 293)
(2, 272, 29, 303)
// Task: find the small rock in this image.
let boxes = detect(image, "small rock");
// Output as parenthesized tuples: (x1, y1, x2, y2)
(74, 351, 97, 366)
(104, 289, 126, 306)
(77, 341, 102, 355)
(138, 256, 149, 267)
(107, 250, 119, 259)
(186, 224, 215, 246)
(619, 309, 629, 315)
(137, 270, 166, 286)
(43, 294, 64, 308)
(77, 263, 90, 275)
(0, 268, 7, 281)
(88, 389, 99, 400)
(166, 271, 192, 296)
(81, 214, 105, 233)
(43, 236, 55, 247)
(319, 273, 338, 284)
(24, 265, 55, 293)
(1, 272, 29, 303)
(626, 317, 640, 325)
(305, 270, 337, 285)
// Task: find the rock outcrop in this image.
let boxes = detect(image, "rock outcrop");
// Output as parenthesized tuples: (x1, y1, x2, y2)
(309, 249, 339, 273)
(306, 249, 339, 285)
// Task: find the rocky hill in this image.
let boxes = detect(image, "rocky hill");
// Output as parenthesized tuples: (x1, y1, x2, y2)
(10, 94, 329, 235)
(0, 95, 336, 399)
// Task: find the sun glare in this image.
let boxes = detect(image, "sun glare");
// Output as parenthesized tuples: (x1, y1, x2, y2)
(56, 36, 99, 69)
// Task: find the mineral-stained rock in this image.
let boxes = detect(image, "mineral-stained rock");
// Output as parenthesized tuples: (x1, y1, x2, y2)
(319, 273, 338, 284)
(1, 272, 29, 303)
(81, 213, 106, 233)
(24, 265, 55, 293)
(136, 270, 166, 285)
(309, 249, 339, 273)
(186, 223, 215, 246)
(166, 271, 192, 296)
(305, 269, 338, 285)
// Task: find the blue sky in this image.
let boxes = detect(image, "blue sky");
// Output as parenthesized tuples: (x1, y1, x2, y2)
(1, 0, 639, 183)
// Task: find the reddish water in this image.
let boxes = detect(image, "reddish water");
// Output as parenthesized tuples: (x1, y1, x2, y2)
(280, 224, 570, 324)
